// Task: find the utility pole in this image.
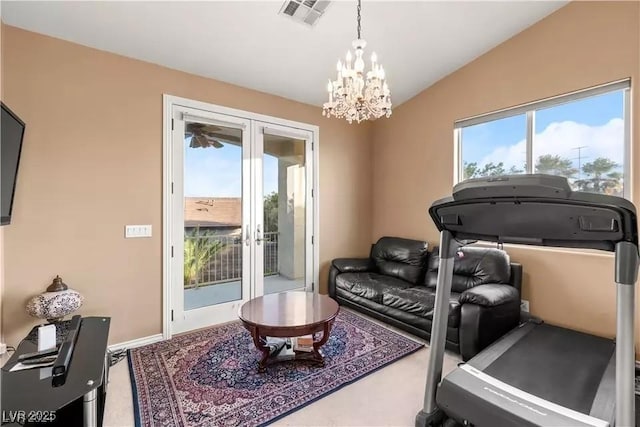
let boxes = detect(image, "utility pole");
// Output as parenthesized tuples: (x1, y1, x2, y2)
(571, 146, 589, 179)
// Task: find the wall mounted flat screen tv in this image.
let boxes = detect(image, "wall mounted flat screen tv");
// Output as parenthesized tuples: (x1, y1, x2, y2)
(1, 103, 26, 225)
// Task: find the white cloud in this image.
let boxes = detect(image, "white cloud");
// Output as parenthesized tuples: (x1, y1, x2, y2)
(478, 118, 624, 171)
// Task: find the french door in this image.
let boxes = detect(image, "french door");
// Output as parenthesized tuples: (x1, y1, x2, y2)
(169, 103, 315, 334)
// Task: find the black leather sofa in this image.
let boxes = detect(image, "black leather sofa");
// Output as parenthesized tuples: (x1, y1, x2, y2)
(328, 236, 522, 361)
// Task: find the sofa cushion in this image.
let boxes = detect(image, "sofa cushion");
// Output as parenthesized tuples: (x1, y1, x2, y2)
(382, 286, 462, 327)
(332, 258, 375, 273)
(424, 246, 511, 293)
(335, 272, 412, 304)
(335, 289, 461, 344)
(371, 236, 429, 284)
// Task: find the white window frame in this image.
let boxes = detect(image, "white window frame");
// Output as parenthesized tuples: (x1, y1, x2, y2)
(454, 79, 632, 200)
(162, 95, 320, 340)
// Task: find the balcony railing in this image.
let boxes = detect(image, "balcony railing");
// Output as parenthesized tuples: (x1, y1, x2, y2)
(185, 231, 279, 288)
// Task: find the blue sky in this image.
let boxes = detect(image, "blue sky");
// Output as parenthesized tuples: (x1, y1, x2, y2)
(184, 139, 278, 197)
(461, 90, 625, 176)
(183, 90, 624, 198)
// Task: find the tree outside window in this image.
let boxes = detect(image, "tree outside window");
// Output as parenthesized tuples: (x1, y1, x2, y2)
(458, 84, 628, 198)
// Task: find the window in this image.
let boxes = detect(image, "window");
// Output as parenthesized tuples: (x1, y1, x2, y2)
(456, 80, 631, 198)
(460, 114, 527, 180)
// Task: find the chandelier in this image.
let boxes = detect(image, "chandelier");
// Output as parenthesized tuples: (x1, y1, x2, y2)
(322, 0, 392, 124)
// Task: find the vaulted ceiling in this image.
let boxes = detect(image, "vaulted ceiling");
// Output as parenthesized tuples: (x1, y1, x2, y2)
(1, 1, 567, 106)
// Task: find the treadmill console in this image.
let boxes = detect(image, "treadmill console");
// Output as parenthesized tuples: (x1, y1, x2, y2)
(453, 174, 572, 201)
(431, 174, 638, 251)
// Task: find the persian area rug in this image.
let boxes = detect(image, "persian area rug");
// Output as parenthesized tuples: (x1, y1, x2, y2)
(128, 309, 423, 427)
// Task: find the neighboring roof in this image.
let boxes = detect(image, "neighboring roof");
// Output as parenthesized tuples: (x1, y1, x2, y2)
(184, 197, 241, 228)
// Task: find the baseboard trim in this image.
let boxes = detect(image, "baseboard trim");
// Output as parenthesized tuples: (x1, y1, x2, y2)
(108, 334, 164, 352)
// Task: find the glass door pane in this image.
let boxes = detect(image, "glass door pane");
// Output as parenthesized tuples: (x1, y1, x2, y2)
(183, 120, 245, 310)
(262, 132, 307, 294)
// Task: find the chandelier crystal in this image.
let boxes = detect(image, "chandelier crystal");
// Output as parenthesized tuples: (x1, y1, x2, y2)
(322, 0, 392, 124)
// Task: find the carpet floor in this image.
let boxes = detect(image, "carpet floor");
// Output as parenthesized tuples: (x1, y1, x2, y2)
(128, 310, 424, 427)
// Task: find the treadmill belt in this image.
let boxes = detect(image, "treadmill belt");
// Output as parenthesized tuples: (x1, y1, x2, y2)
(484, 323, 615, 415)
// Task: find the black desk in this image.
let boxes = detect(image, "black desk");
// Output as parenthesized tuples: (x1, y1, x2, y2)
(1, 317, 110, 426)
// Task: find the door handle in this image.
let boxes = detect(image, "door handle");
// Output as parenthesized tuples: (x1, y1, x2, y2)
(256, 225, 263, 245)
(245, 225, 251, 246)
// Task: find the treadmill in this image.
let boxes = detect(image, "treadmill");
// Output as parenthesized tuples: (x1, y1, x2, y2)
(416, 174, 638, 427)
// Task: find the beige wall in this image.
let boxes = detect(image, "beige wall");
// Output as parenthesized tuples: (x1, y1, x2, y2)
(372, 2, 640, 346)
(0, 25, 373, 346)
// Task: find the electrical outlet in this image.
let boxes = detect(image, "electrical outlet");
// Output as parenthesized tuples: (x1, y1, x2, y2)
(0, 343, 7, 355)
(520, 300, 530, 313)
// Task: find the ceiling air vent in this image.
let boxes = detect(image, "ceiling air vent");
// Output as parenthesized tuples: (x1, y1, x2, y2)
(279, 0, 331, 27)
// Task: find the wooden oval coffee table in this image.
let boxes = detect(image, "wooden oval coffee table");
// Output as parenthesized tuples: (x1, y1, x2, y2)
(238, 292, 339, 373)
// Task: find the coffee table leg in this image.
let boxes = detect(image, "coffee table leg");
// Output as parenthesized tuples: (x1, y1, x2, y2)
(249, 326, 270, 373)
(312, 320, 334, 366)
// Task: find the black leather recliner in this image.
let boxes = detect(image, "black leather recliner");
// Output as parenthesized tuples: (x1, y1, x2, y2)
(328, 236, 522, 361)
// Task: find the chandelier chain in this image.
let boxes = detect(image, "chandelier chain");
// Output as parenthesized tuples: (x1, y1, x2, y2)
(357, 0, 361, 40)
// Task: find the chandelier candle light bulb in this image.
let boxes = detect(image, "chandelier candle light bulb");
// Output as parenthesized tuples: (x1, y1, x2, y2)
(322, 0, 392, 124)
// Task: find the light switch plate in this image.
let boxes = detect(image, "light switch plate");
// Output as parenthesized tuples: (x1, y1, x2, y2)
(125, 225, 152, 238)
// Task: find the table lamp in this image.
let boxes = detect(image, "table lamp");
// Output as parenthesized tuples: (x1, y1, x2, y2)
(26, 275, 83, 323)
